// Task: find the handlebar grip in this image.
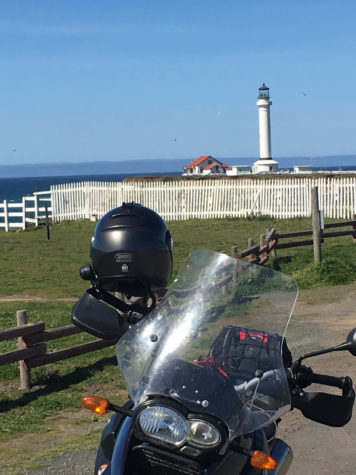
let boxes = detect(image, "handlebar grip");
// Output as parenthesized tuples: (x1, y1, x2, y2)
(311, 372, 344, 389)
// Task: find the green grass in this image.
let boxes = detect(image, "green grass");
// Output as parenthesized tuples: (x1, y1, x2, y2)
(1, 216, 356, 297)
(170, 216, 356, 288)
(1, 215, 356, 445)
(0, 220, 95, 298)
(0, 301, 125, 439)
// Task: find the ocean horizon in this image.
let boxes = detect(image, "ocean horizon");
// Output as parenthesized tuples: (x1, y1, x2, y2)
(1, 166, 356, 203)
(0, 172, 181, 203)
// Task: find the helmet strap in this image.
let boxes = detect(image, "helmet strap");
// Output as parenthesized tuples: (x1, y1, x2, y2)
(92, 285, 156, 317)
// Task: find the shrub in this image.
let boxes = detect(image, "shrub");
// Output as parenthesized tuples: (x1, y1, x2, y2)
(293, 256, 356, 288)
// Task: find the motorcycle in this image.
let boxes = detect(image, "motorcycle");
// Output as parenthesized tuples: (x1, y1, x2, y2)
(72, 249, 356, 474)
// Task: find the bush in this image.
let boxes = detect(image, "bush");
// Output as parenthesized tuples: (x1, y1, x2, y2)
(293, 256, 356, 288)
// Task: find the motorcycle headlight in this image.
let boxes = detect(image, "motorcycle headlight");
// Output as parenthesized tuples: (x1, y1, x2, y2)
(138, 406, 189, 446)
(189, 419, 221, 448)
(137, 405, 221, 449)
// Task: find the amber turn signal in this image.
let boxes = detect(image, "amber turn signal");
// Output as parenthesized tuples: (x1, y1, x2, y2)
(250, 450, 279, 470)
(97, 463, 109, 475)
(82, 395, 110, 415)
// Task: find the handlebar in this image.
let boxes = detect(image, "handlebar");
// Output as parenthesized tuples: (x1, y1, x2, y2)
(291, 364, 353, 397)
(310, 372, 345, 389)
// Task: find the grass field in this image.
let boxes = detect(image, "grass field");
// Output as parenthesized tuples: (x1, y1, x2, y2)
(1, 215, 356, 450)
(1, 216, 356, 299)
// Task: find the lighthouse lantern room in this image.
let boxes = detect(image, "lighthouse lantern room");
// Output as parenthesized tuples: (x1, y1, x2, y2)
(258, 83, 270, 99)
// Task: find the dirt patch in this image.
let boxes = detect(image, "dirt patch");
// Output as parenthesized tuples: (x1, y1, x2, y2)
(0, 295, 77, 302)
(278, 282, 356, 474)
(2, 409, 106, 474)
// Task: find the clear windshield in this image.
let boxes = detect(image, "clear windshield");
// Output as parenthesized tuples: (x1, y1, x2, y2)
(117, 249, 298, 438)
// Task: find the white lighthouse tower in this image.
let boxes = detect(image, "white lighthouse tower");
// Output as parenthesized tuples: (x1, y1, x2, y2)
(253, 83, 279, 173)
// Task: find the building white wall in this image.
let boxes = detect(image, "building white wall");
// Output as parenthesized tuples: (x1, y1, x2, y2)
(183, 157, 225, 175)
(226, 166, 251, 175)
(294, 166, 312, 174)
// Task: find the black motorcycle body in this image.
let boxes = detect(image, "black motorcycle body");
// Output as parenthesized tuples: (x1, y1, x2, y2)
(94, 411, 293, 474)
(73, 249, 355, 475)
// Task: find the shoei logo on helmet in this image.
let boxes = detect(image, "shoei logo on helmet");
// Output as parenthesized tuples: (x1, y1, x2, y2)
(114, 253, 133, 263)
(121, 264, 129, 272)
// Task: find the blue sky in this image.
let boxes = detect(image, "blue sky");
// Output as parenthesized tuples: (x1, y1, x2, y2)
(0, 0, 355, 167)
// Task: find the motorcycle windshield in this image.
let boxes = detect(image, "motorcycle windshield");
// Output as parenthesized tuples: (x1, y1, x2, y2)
(117, 249, 298, 437)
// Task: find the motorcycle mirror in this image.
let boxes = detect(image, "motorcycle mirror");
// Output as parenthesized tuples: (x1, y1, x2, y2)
(80, 264, 95, 281)
(346, 328, 356, 356)
(294, 327, 356, 368)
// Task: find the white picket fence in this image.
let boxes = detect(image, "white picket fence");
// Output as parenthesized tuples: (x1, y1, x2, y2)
(1, 176, 356, 231)
(51, 176, 356, 222)
(0, 191, 52, 231)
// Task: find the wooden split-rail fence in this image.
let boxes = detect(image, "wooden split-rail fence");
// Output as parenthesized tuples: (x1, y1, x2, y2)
(236, 219, 356, 266)
(236, 189, 356, 265)
(0, 310, 117, 390)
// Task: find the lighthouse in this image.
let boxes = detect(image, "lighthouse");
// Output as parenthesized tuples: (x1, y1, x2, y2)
(253, 83, 279, 173)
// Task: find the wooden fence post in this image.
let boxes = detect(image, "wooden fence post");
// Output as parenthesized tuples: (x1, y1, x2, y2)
(221, 269, 227, 296)
(266, 228, 276, 256)
(311, 187, 322, 263)
(17, 310, 31, 390)
(247, 238, 256, 263)
(232, 246, 238, 285)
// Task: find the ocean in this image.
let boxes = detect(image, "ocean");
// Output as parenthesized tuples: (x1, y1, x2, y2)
(0, 172, 180, 203)
(1, 166, 356, 203)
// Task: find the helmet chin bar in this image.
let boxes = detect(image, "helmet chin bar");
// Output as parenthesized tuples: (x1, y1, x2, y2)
(90, 284, 156, 320)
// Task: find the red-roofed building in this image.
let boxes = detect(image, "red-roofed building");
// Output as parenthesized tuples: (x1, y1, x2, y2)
(183, 155, 229, 175)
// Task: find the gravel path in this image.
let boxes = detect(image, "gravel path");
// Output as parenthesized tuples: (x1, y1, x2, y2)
(25, 450, 97, 475)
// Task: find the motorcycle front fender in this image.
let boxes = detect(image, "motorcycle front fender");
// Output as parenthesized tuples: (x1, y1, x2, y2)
(94, 400, 134, 474)
(105, 417, 133, 475)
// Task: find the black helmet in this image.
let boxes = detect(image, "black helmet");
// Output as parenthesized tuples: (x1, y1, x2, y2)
(89, 202, 173, 296)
